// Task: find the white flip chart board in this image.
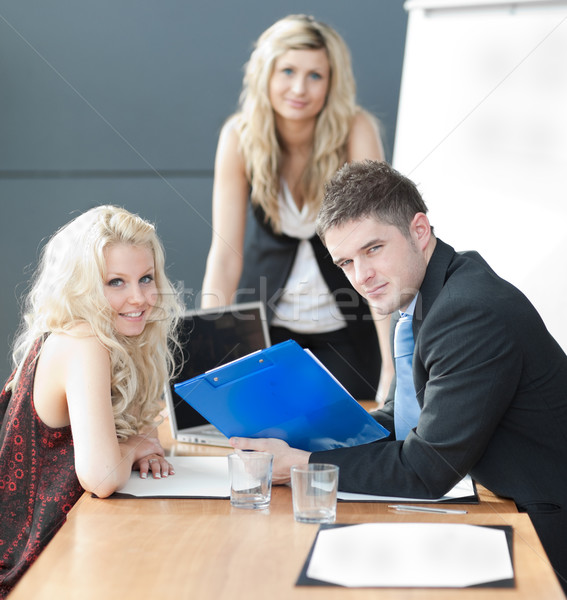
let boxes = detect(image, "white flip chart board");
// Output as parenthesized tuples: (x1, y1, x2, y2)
(393, 0, 567, 350)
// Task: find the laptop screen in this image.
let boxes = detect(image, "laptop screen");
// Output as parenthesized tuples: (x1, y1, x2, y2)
(168, 302, 271, 432)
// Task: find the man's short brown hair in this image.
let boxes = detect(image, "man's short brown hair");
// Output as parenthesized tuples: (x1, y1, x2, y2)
(316, 160, 429, 243)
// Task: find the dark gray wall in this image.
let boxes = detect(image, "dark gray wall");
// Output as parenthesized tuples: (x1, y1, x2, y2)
(0, 1, 407, 383)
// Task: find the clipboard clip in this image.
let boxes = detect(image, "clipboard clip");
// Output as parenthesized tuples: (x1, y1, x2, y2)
(204, 355, 274, 387)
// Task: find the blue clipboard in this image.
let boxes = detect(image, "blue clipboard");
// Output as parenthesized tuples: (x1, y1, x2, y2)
(174, 339, 389, 452)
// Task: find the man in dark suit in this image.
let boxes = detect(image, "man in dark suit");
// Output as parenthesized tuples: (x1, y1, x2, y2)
(230, 160, 567, 591)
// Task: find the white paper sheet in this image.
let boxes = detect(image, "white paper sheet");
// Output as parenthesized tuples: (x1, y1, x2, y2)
(306, 523, 513, 588)
(114, 456, 230, 498)
(337, 475, 475, 503)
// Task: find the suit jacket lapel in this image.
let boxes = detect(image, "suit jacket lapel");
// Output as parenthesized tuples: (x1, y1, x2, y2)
(389, 238, 456, 366)
(414, 238, 456, 333)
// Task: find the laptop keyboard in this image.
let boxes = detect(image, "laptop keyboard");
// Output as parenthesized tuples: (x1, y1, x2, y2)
(200, 424, 227, 438)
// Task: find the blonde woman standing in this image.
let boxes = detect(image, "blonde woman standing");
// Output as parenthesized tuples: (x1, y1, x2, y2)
(202, 14, 393, 400)
(0, 205, 184, 597)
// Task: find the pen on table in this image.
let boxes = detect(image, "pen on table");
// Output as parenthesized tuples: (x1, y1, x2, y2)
(388, 504, 468, 515)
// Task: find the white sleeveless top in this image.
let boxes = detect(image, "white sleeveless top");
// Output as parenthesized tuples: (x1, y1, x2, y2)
(271, 181, 346, 334)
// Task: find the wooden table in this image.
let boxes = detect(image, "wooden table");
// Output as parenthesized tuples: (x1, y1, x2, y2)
(9, 409, 565, 599)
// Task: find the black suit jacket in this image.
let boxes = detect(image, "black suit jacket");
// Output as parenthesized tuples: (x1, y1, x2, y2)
(312, 238, 567, 586)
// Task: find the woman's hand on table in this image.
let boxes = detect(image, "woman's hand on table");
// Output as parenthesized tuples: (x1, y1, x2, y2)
(122, 434, 175, 479)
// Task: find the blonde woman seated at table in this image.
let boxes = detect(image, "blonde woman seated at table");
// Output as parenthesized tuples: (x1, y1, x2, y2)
(201, 14, 393, 402)
(0, 205, 184, 598)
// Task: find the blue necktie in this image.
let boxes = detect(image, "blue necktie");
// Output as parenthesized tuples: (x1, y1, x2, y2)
(393, 314, 420, 440)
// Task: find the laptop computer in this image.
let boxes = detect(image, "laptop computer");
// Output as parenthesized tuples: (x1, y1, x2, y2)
(164, 301, 271, 446)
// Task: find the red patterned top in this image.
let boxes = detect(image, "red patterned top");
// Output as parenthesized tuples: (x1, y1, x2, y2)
(0, 338, 83, 598)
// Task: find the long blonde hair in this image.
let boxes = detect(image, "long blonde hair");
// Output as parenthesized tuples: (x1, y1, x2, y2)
(9, 205, 184, 439)
(237, 14, 370, 231)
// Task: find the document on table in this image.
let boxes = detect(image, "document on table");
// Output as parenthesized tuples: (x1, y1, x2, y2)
(297, 523, 514, 588)
(337, 474, 477, 503)
(111, 456, 230, 499)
